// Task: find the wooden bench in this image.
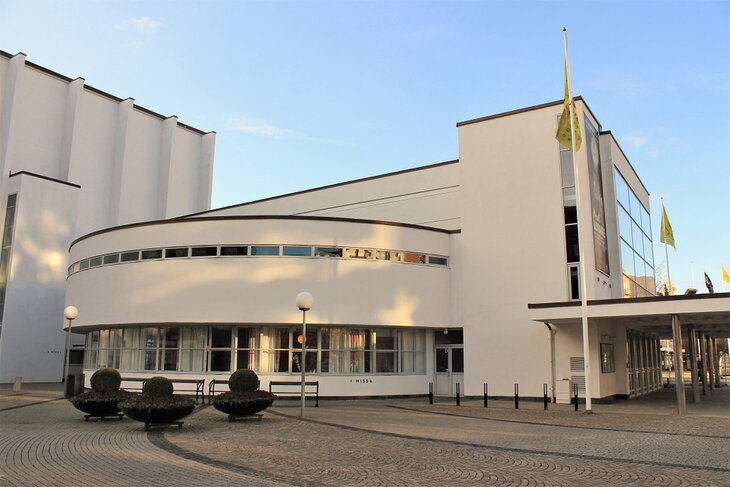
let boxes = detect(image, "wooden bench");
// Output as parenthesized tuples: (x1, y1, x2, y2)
(269, 381, 319, 407)
(120, 377, 205, 403)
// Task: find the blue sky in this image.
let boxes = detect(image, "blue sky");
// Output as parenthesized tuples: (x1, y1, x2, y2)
(1, 0, 728, 294)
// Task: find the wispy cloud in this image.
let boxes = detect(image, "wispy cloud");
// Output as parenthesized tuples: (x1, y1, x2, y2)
(116, 17, 162, 34)
(228, 117, 352, 146)
(623, 133, 649, 148)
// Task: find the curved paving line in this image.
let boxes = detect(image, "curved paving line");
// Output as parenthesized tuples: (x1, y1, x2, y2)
(387, 404, 730, 440)
(147, 430, 305, 486)
(267, 409, 730, 474)
(145, 404, 301, 486)
(0, 396, 64, 411)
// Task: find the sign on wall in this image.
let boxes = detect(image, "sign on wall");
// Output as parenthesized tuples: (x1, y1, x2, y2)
(585, 116, 610, 276)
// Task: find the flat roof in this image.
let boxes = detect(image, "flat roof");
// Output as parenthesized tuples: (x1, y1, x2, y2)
(0, 50, 213, 136)
(528, 293, 730, 338)
(456, 96, 600, 129)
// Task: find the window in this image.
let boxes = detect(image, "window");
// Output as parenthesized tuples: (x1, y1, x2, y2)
(209, 327, 232, 372)
(159, 328, 180, 371)
(165, 248, 189, 258)
(315, 247, 342, 258)
(251, 245, 279, 256)
(401, 329, 426, 373)
(84, 331, 99, 368)
(375, 329, 397, 373)
(345, 248, 372, 259)
(292, 328, 317, 373)
(103, 254, 120, 265)
(0, 194, 17, 328)
(283, 246, 312, 257)
(601, 343, 615, 373)
(141, 249, 162, 260)
(236, 327, 259, 370)
(568, 265, 580, 300)
(121, 251, 139, 262)
(428, 256, 448, 266)
(89, 256, 103, 267)
(403, 252, 426, 264)
(180, 327, 206, 372)
(98, 329, 121, 369)
(141, 327, 158, 370)
(615, 168, 655, 297)
(376, 250, 401, 261)
(79, 259, 90, 270)
(121, 328, 139, 370)
(220, 246, 247, 256)
(263, 328, 290, 373)
(192, 246, 217, 257)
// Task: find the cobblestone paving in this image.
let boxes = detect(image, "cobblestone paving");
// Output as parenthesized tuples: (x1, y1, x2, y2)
(164, 405, 730, 486)
(398, 398, 730, 438)
(0, 401, 290, 486)
(1, 393, 729, 486)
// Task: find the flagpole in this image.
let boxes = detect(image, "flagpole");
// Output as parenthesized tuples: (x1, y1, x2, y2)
(661, 196, 672, 295)
(563, 27, 593, 413)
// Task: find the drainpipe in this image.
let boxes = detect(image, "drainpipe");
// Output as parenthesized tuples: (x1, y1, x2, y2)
(545, 323, 556, 403)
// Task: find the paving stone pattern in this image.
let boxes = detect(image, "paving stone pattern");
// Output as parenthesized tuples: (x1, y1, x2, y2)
(1, 389, 729, 486)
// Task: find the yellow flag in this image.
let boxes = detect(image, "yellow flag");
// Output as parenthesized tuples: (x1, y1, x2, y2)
(659, 204, 675, 249)
(555, 62, 582, 151)
(722, 266, 730, 285)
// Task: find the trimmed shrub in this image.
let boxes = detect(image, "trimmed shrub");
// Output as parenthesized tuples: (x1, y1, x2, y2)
(120, 396, 195, 427)
(211, 390, 275, 417)
(229, 369, 259, 393)
(70, 390, 134, 417)
(90, 368, 122, 393)
(142, 376, 174, 397)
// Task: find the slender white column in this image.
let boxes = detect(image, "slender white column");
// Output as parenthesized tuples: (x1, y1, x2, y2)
(671, 314, 686, 415)
(157, 116, 177, 217)
(59, 77, 85, 181)
(688, 325, 700, 403)
(107, 98, 134, 226)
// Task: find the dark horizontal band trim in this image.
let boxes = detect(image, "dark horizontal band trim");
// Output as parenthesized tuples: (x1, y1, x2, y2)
(182, 159, 460, 218)
(528, 291, 730, 309)
(25, 60, 73, 82)
(83, 83, 124, 103)
(70, 214, 459, 250)
(9, 171, 81, 189)
(456, 96, 601, 132)
(599, 130, 651, 197)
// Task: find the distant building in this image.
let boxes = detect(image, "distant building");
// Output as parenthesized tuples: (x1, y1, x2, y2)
(0, 51, 215, 383)
(65, 96, 729, 405)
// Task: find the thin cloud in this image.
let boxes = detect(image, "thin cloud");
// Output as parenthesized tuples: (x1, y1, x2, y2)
(116, 17, 162, 34)
(623, 133, 649, 148)
(228, 117, 353, 146)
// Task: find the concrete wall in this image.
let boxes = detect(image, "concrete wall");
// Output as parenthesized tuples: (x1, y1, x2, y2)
(66, 218, 453, 329)
(0, 174, 79, 382)
(0, 51, 215, 382)
(201, 161, 460, 231)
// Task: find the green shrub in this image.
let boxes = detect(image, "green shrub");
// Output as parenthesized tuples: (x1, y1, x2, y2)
(229, 369, 259, 392)
(142, 377, 174, 397)
(90, 368, 122, 393)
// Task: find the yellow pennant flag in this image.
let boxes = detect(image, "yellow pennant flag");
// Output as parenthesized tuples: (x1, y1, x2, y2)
(555, 62, 582, 151)
(722, 266, 730, 285)
(659, 204, 675, 249)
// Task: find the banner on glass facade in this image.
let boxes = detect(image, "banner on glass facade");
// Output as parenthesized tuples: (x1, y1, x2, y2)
(585, 116, 609, 275)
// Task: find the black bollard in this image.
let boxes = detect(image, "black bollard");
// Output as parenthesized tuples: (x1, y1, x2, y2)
(543, 383, 548, 410)
(514, 383, 519, 409)
(483, 383, 488, 408)
(456, 382, 460, 406)
(429, 382, 433, 405)
(574, 383, 579, 412)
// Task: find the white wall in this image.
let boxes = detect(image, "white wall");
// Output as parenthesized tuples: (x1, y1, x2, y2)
(201, 161, 461, 231)
(66, 218, 453, 330)
(0, 51, 216, 383)
(0, 174, 79, 382)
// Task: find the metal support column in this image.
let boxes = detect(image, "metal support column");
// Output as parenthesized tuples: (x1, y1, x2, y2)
(688, 325, 700, 403)
(710, 338, 719, 388)
(706, 335, 715, 391)
(671, 314, 686, 415)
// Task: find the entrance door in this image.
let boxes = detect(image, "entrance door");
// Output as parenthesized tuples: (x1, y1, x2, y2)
(434, 346, 464, 396)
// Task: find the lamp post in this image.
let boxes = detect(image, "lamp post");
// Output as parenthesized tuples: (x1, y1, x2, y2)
(63, 306, 78, 384)
(295, 292, 314, 418)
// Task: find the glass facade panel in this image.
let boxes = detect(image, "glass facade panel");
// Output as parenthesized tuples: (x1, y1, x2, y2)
(191, 246, 217, 257)
(220, 246, 247, 256)
(314, 247, 342, 258)
(250, 245, 279, 256)
(141, 249, 162, 260)
(103, 254, 120, 264)
(345, 248, 372, 259)
(403, 252, 426, 264)
(282, 246, 312, 257)
(375, 250, 401, 261)
(165, 248, 189, 258)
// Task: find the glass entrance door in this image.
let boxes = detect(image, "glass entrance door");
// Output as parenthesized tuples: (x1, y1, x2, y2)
(434, 346, 464, 396)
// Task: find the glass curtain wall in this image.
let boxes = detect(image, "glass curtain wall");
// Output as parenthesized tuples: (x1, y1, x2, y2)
(614, 168, 656, 297)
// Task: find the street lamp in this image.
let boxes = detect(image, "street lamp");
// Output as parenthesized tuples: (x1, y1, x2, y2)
(63, 306, 78, 385)
(295, 292, 314, 418)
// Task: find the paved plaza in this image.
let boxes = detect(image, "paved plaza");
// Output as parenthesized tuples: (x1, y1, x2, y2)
(1, 384, 729, 486)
